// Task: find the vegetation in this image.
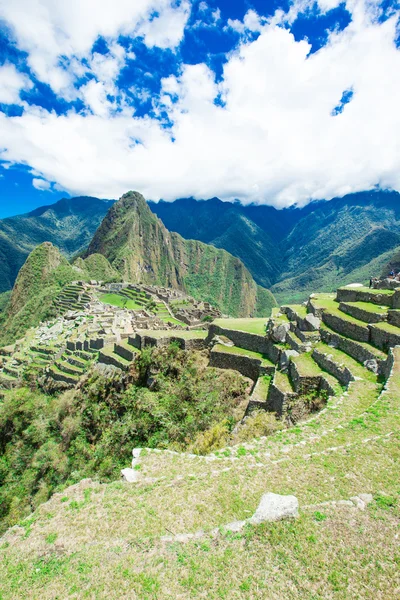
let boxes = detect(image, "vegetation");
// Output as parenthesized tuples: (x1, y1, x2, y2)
(85, 191, 277, 318)
(99, 293, 143, 310)
(213, 317, 268, 335)
(152, 190, 400, 304)
(0, 196, 114, 293)
(0, 344, 249, 533)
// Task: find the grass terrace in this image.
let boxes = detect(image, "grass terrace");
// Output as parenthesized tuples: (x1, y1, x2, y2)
(342, 301, 389, 314)
(99, 293, 144, 310)
(212, 344, 274, 367)
(213, 318, 268, 335)
(339, 285, 396, 296)
(137, 329, 207, 340)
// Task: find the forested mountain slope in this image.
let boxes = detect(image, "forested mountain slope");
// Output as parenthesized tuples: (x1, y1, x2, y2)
(0, 197, 114, 292)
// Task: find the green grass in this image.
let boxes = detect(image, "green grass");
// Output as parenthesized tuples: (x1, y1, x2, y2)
(137, 329, 207, 339)
(370, 321, 400, 334)
(339, 286, 395, 296)
(274, 370, 294, 393)
(99, 293, 143, 310)
(312, 295, 370, 328)
(341, 301, 388, 314)
(1, 346, 400, 598)
(213, 318, 268, 335)
(291, 352, 324, 377)
(282, 304, 308, 318)
(212, 344, 274, 367)
(159, 316, 187, 327)
(252, 375, 271, 400)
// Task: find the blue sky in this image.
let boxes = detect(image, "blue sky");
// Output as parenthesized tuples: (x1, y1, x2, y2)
(0, 0, 399, 217)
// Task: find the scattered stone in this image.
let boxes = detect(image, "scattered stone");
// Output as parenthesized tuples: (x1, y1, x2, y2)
(223, 520, 247, 532)
(132, 448, 141, 469)
(249, 492, 299, 524)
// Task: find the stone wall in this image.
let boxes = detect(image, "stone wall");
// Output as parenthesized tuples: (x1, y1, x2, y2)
(114, 343, 136, 362)
(336, 288, 394, 307)
(207, 324, 270, 355)
(288, 361, 322, 395)
(98, 351, 129, 371)
(369, 325, 400, 352)
(392, 290, 400, 309)
(322, 312, 370, 343)
(380, 346, 396, 381)
(129, 333, 206, 352)
(207, 324, 285, 366)
(209, 349, 267, 381)
(320, 328, 384, 368)
(387, 310, 400, 328)
(266, 382, 297, 417)
(312, 348, 354, 386)
(339, 302, 387, 324)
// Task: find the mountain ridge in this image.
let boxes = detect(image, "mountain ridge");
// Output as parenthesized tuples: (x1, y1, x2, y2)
(0, 196, 115, 292)
(85, 191, 276, 318)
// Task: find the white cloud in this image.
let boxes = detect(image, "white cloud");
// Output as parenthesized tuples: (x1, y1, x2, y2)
(32, 177, 51, 190)
(0, 63, 32, 104)
(0, 2, 400, 208)
(0, 0, 191, 95)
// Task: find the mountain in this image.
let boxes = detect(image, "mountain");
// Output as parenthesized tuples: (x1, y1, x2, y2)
(3, 189, 400, 306)
(0, 196, 115, 293)
(270, 191, 400, 302)
(149, 198, 297, 288)
(86, 191, 276, 317)
(0, 243, 120, 345)
(150, 190, 400, 303)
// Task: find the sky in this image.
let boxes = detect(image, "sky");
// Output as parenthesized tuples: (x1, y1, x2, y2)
(0, 0, 399, 217)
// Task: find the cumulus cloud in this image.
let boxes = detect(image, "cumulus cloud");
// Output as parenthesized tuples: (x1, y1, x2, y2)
(0, 1, 400, 207)
(0, 0, 190, 94)
(0, 63, 32, 104)
(32, 178, 51, 191)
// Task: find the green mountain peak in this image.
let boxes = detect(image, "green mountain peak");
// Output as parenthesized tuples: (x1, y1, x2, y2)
(85, 191, 277, 317)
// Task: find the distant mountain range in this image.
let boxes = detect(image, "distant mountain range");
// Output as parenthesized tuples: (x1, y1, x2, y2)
(1, 189, 400, 304)
(150, 190, 400, 303)
(1, 192, 276, 343)
(0, 197, 114, 292)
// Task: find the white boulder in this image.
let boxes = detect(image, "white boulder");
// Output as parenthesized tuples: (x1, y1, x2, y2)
(249, 492, 299, 524)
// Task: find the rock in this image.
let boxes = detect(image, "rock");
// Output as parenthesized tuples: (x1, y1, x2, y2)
(132, 448, 141, 468)
(364, 359, 379, 374)
(270, 322, 290, 343)
(279, 349, 299, 371)
(249, 492, 299, 524)
(121, 468, 140, 483)
(304, 313, 321, 331)
(224, 520, 247, 532)
(351, 493, 374, 510)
